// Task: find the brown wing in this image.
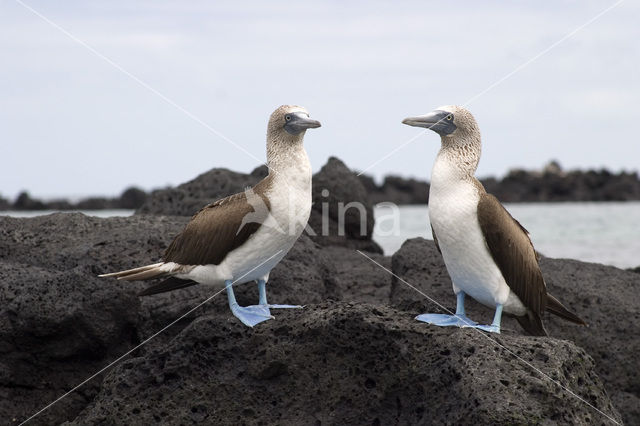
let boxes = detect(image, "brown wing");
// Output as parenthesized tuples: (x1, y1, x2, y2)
(477, 193, 547, 322)
(163, 181, 271, 266)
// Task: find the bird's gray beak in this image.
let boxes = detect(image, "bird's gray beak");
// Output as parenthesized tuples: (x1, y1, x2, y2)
(402, 110, 456, 135)
(285, 112, 321, 135)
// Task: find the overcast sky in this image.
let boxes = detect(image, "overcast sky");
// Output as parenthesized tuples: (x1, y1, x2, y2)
(1, 0, 638, 200)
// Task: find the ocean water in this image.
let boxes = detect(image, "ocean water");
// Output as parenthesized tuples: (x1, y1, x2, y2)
(0, 209, 134, 218)
(2, 203, 638, 269)
(373, 202, 640, 269)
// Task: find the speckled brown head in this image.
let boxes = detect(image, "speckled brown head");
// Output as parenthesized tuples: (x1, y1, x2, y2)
(268, 105, 321, 139)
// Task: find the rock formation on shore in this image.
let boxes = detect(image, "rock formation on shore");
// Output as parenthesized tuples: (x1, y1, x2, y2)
(1, 187, 149, 212)
(4, 160, 640, 212)
(360, 161, 640, 204)
(1, 158, 636, 425)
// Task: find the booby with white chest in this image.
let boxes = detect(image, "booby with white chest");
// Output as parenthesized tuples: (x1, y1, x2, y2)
(100, 105, 320, 327)
(402, 105, 586, 335)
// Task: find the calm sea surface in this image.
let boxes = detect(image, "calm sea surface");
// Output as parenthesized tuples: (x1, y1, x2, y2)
(373, 202, 640, 269)
(2, 203, 639, 269)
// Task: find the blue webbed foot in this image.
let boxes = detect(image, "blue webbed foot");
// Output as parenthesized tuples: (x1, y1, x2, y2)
(229, 303, 274, 328)
(415, 313, 478, 327)
(462, 323, 501, 334)
(461, 304, 503, 334)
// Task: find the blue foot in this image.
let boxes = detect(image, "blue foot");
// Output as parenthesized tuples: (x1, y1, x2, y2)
(462, 323, 501, 334)
(229, 304, 274, 328)
(257, 279, 303, 310)
(415, 313, 478, 327)
(461, 303, 503, 334)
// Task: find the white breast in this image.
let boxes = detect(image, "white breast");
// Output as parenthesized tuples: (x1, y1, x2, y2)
(188, 149, 312, 286)
(429, 155, 525, 314)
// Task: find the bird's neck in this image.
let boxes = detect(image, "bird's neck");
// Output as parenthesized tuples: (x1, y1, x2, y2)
(266, 135, 311, 189)
(435, 131, 482, 180)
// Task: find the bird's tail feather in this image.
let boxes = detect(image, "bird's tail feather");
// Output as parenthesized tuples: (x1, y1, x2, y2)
(138, 277, 198, 296)
(99, 262, 166, 281)
(546, 294, 587, 326)
(515, 310, 548, 336)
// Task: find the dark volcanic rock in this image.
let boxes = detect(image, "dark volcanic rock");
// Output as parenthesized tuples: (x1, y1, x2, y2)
(13, 191, 46, 210)
(69, 303, 620, 425)
(136, 167, 264, 216)
(361, 161, 640, 204)
(0, 213, 186, 425)
(135, 233, 343, 352)
(309, 157, 381, 252)
(390, 237, 639, 424)
(74, 197, 114, 210)
(136, 158, 382, 252)
(0, 195, 10, 210)
(539, 256, 640, 424)
(482, 165, 640, 202)
(117, 186, 148, 209)
(329, 246, 391, 304)
(360, 174, 430, 205)
(1, 212, 633, 424)
(0, 213, 345, 425)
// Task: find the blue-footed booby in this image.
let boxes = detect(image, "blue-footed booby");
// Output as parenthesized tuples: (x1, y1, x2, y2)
(402, 106, 586, 335)
(100, 105, 320, 327)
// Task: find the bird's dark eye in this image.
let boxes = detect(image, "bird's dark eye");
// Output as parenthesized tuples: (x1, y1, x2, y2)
(446, 115, 453, 121)
(285, 115, 291, 121)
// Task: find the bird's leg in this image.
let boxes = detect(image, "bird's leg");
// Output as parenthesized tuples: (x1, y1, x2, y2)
(464, 304, 502, 334)
(225, 280, 273, 327)
(258, 279, 268, 305)
(256, 279, 303, 310)
(415, 291, 479, 327)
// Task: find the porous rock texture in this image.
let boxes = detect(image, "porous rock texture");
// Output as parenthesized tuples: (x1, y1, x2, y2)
(307, 157, 380, 252)
(68, 303, 620, 426)
(2, 158, 636, 424)
(391, 237, 638, 425)
(0, 213, 340, 425)
(1, 214, 628, 425)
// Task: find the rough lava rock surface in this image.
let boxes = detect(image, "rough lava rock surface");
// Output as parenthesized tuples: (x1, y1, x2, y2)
(69, 303, 621, 426)
(2, 158, 636, 425)
(0, 213, 179, 425)
(308, 157, 381, 252)
(391, 237, 638, 425)
(0, 215, 629, 425)
(0, 213, 340, 425)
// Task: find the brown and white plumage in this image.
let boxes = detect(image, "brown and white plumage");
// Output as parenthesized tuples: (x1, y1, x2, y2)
(101, 179, 273, 294)
(404, 105, 585, 335)
(100, 105, 321, 326)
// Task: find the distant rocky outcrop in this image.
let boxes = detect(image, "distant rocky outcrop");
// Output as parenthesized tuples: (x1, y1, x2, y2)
(360, 161, 640, 204)
(1, 187, 149, 212)
(0, 215, 629, 425)
(136, 167, 267, 216)
(4, 160, 640, 211)
(482, 162, 640, 202)
(359, 174, 429, 205)
(308, 157, 380, 252)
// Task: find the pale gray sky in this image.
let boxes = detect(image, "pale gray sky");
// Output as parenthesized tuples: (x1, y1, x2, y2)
(1, 0, 638, 199)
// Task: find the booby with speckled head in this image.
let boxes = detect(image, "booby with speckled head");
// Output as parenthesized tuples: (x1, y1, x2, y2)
(402, 105, 586, 335)
(100, 105, 320, 327)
